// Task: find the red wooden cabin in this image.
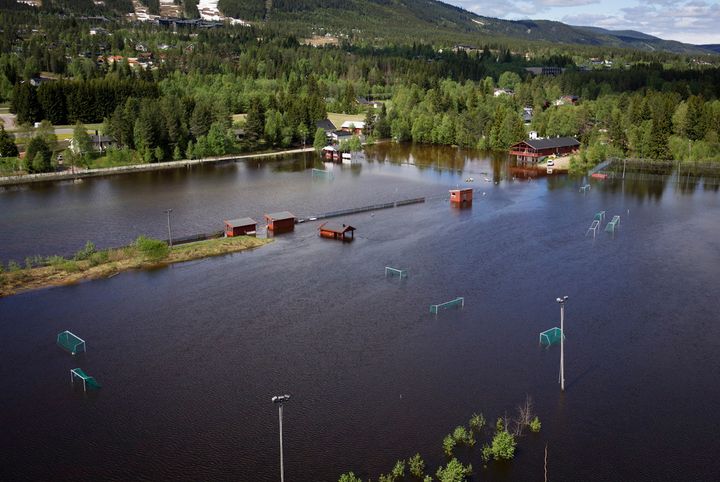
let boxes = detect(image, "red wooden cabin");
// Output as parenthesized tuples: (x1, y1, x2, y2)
(318, 222, 356, 241)
(224, 217, 256, 237)
(265, 211, 296, 233)
(510, 137, 580, 163)
(449, 188, 473, 207)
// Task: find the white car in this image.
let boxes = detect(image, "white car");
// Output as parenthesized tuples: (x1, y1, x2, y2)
(546, 160, 555, 167)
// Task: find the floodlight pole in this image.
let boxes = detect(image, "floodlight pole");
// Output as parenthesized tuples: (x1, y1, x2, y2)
(272, 394, 291, 482)
(557, 296, 568, 391)
(164, 209, 173, 247)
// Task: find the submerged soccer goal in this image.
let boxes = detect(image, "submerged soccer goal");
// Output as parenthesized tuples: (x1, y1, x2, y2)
(385, 266, 408, 279)
(57, 331, 86, 355)
(311, 168, 334, 180)
(539, 327, 564, 347)
(70, 368, 101, 392)
(430, 297, 464, 314)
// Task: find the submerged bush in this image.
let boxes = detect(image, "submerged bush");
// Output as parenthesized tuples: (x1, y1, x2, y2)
(530, 416, 541, 433)
(134, 236, 169, 261)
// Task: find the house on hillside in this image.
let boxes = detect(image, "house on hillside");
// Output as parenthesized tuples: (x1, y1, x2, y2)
(356, 97, 382, 109)
(340, 121, 365, 135)
(523, 107, 533, 125)
(331, 130, 353, 143)
(316, 118, 337, 137)
(525, 66, 564, 76)
(493, 88, 514, 97)
(509, 137, 580, 163)
(554, 95, 579, 106)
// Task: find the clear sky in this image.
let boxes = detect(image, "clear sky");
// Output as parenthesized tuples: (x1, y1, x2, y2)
(447, 0, 720, 45)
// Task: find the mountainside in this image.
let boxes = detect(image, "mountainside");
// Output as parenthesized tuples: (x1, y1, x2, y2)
(211, 0, 715, 54)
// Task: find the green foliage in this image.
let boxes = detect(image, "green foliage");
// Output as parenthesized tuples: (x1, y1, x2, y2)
(338, 472, 363, 482)
(529, 416, 541, 433)
(0, 126, 19, 158)
(469, 413, 485, 432)
(436, 458, 472, 482)
(134, 236, 169, 262)
(408, 453, 425, 478)
(24, 136, 53, 173)
(313, 127, 327, 151)
(339, 135, 362, 153)
(74, 241, 96, 261)
(391, 459, 405, 479)
(442, 434, 456, 457)
(452, 426, 474, 447)
(490, 422, 517, 461)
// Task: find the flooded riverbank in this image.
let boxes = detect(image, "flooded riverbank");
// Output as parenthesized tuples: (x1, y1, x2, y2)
(1, 144, 719, 481)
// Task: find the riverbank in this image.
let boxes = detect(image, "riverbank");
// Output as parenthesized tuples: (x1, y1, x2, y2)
(0, 236, 271, 297)
(0, 147, 316, 187)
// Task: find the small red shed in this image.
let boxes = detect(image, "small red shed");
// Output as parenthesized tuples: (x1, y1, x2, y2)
(265, 211, 296, 233)
(224, 217, 257, 237)
(319, 222, 356, 241)
(449, 188, 473, 207)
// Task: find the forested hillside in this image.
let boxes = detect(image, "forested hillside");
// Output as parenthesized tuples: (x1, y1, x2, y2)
(0, 3, 718, 176)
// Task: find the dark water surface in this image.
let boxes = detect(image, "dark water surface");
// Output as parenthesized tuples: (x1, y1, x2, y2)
(1, 144, 720, 481)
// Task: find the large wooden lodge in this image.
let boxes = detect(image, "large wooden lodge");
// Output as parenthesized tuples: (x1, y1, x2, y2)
(510, 137, 580, 163)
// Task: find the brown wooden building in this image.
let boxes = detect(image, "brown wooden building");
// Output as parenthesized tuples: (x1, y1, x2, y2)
(265, 211, 296, 233)
(449, 188, 473, 207)
(224, 217, 256, 237)
(319, 222, 356, 241)
(510, 137, 580, 163)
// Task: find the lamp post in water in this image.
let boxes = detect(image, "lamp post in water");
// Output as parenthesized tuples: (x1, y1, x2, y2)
(163, 209, 173, 247)
(556, 296, 568, 391)
(272, 394, 291, 482)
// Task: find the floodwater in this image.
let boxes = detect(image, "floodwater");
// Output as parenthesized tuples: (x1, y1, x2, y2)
(1, 144, 720, 481)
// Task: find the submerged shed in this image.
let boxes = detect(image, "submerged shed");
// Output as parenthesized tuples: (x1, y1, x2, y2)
(319, 222, 356, 241)
(224, 217, 257, 237)
(265, 211, 296, 232)
(449, 188, 473, 207)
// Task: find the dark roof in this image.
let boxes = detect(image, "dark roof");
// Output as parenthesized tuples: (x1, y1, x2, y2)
(514, 137, 580, 150)
(225, 217, 256, 227)
(265, 211, 296, 221)
(90, 135, 113, 143)
(319, 222, 356, 234)
(316, 119, 336, 131)
(332, 130, 352, 138)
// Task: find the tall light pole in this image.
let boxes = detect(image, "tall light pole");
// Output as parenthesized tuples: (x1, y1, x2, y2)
(163, 209, 173, 247)
(272, 394, 291, 482)
(556, 296, 568, 391)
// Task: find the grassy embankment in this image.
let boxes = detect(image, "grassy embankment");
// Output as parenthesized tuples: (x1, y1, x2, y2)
(0, 236, 271, 297)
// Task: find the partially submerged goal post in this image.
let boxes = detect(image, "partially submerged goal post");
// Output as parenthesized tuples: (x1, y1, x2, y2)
(385, 266, 408, 279)
(311, 168, 334, 180)
(57, 331, 86, 355)
(70, 368, 101, 392)
(430, 297, 464, 314)
(539, 327, 564, 347)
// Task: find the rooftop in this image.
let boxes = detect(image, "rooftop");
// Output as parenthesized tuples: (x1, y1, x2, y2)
(265, 211, 296, 221)
(319, 222, 356, 234)
(225, 217, 256, 227)
(514, 137, 580, 150)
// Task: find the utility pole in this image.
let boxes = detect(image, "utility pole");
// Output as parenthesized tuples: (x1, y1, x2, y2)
(556, 296, 568, 391)
(272, 394, 291, 482)
(164, 209, 173, 247)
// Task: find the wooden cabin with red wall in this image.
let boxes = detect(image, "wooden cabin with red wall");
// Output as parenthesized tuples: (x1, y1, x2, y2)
(510, 137, 580, 163)
(449, 188, 473, 207)
(319, 222, 356, 241)
(265, 211, 296, 233)
(224, 217, 256, 237)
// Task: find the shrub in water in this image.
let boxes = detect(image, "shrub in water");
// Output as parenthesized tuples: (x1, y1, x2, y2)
(409, 453, 425, 478)
(74, 241, 97, 261)
(530, 416, 541, 433)
(134, 236, 169, 261)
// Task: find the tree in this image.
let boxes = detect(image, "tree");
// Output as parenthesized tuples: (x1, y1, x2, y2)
(71, 122, 92, 159)
(313, 128, 326, 151)
(24, 136, 52, 173)
(245, 102, 265, 144)
(490, 419, 517, 461)
(297, 122, 309, 147)
(338, 473, 362, 482)
(408, 453, 425, 478)
(0, 126, 19, 158)
(190, 100, 214, 139)
(685, 95, 707, 141)
(436, 458, 472, 482)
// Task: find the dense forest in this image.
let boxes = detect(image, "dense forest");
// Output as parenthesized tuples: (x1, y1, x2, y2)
(0, 5, 718, 174)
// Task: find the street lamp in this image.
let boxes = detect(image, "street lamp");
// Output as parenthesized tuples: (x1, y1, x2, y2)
(163, 209, 173, 247)
(272, 394, 291, 482)
(556, 296, 568, 391)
